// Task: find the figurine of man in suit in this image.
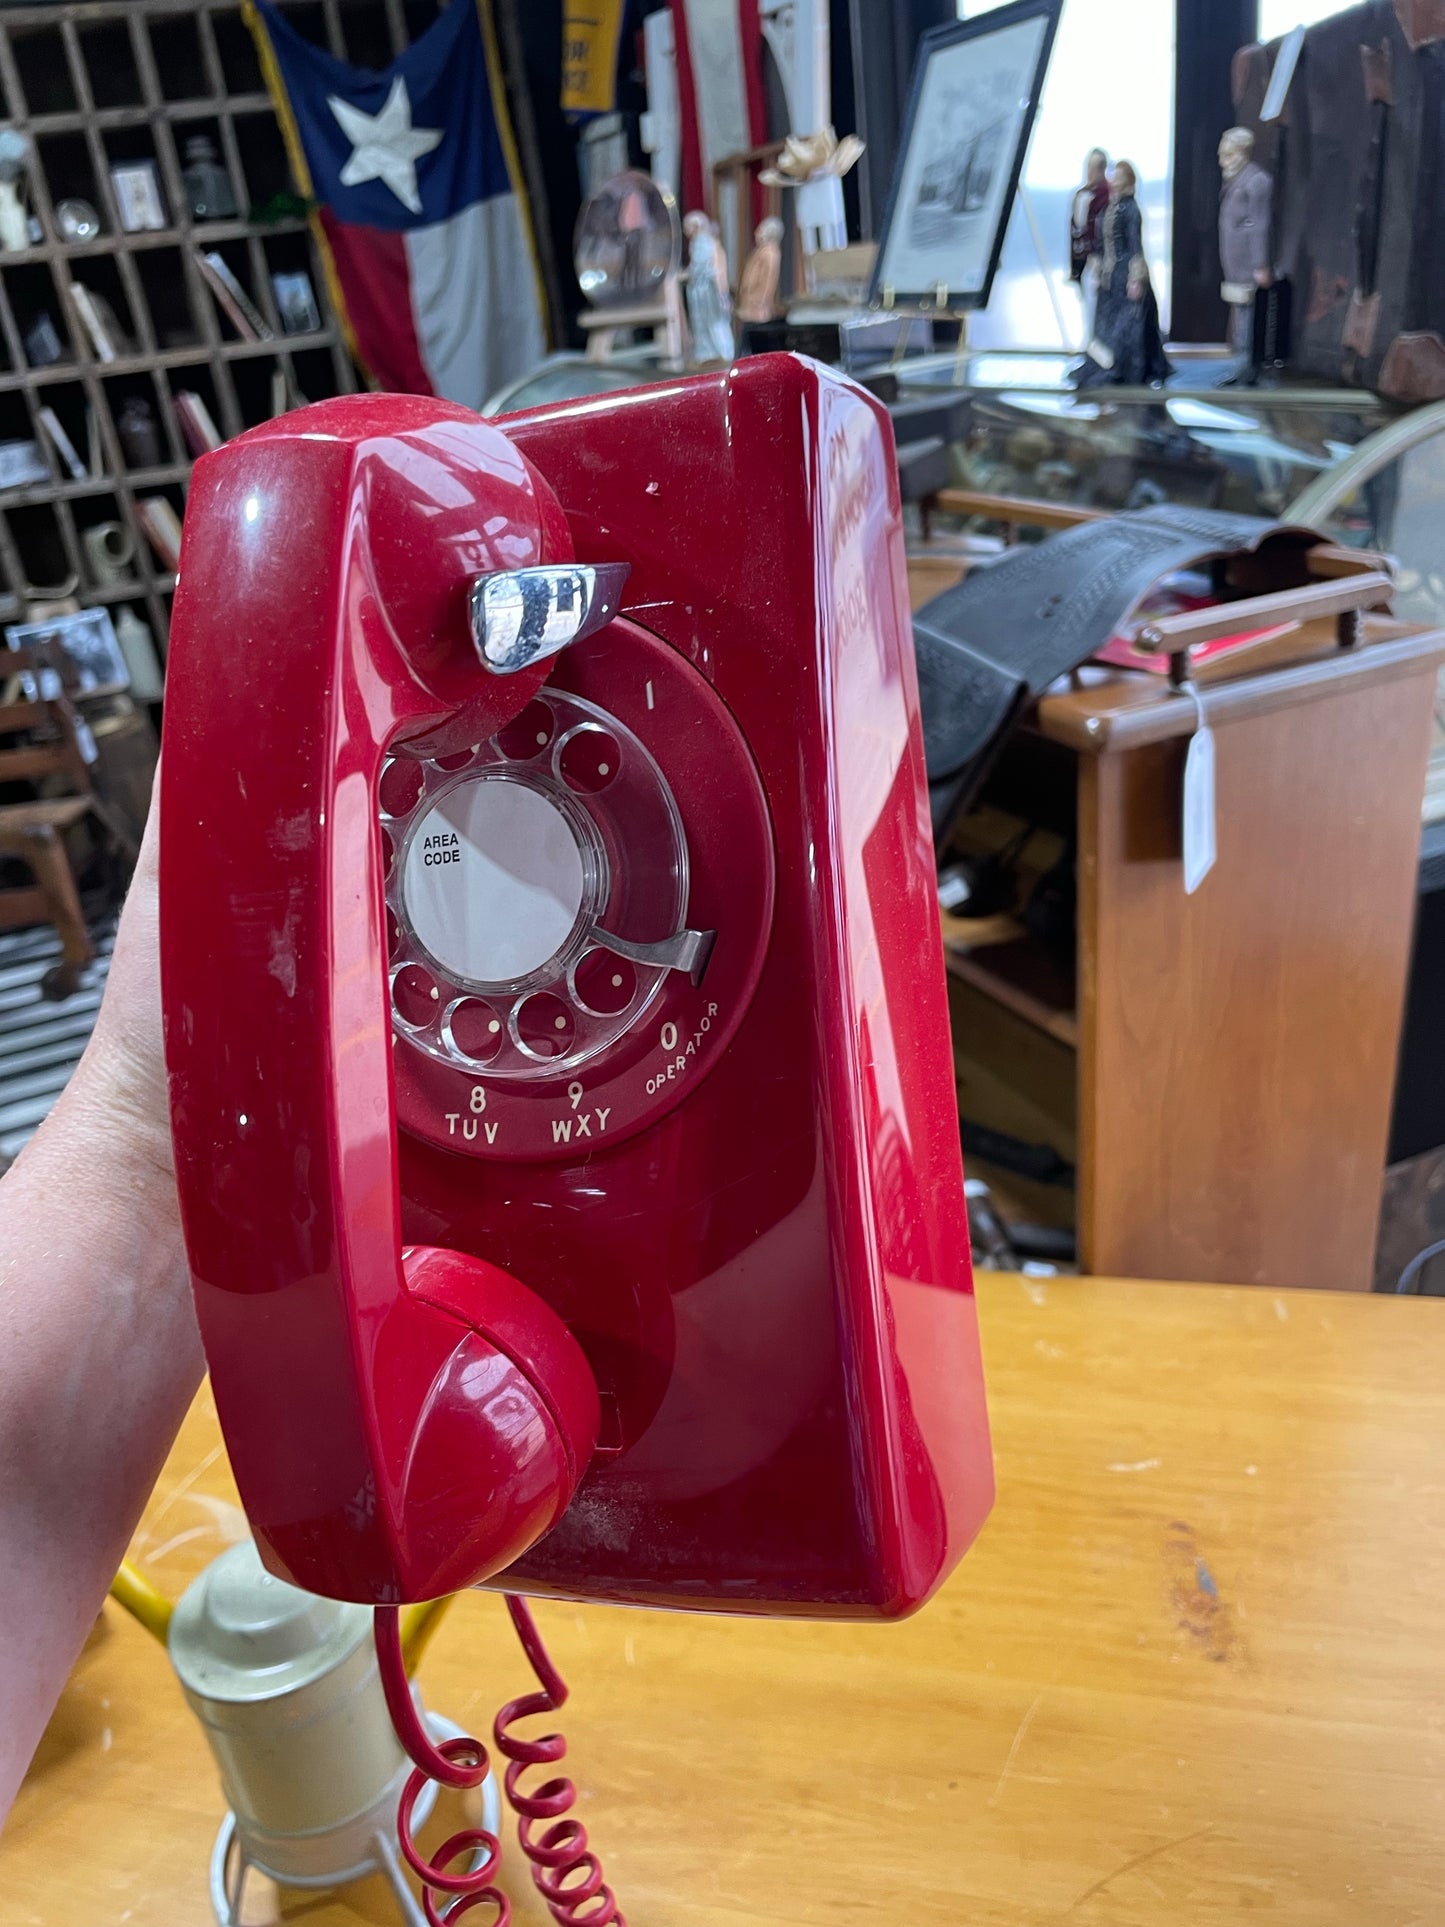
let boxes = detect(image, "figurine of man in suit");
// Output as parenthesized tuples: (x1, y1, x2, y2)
(1218, 126, 1273, 351)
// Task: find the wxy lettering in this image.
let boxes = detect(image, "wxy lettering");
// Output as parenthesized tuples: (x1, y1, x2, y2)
(551, 1108, 611, 1144)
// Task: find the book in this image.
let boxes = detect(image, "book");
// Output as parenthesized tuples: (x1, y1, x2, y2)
(36, 406, 85, 481)
(136, 495, 184, 571)
(269, 366, 307, 417)
(173, 389, 223, 457)
(69, 282, 119, 362)
(194, 249, 273, 341)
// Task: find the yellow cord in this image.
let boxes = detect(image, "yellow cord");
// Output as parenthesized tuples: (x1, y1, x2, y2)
(399, 1594, 455, 1673)
(109, 1559, 174, 1645)
(110, 1556, 453, 1675)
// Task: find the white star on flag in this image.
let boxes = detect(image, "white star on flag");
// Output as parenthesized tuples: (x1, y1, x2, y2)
(328, 75, 442, 216)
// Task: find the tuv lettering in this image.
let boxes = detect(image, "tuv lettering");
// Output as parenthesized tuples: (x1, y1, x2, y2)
(445, 1113, 499, 1144)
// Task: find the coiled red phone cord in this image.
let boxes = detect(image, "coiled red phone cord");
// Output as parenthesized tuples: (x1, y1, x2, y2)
(492, 1594, 625, 1926)
(375, 1598, 626, 1927)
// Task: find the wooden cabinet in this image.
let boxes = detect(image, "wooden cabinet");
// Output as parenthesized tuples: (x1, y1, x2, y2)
(934, 601, 1445, 1292)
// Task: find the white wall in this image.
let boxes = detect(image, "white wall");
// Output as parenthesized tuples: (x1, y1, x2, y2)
(1258, 0, 1353, 37)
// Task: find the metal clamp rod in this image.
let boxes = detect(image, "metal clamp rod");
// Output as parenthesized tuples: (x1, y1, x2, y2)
(1135, 570, 1395, 680)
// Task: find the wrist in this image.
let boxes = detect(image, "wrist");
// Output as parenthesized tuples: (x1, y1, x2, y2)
(0, 1039, 191, 1353)
(37, 1036, 178, 1221)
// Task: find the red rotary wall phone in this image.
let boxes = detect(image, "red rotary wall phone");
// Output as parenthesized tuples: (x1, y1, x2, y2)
(160, 355, 992, 1921)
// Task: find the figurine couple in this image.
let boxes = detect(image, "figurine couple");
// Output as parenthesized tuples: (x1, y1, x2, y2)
(685, 207, 790, 357)
(1071, 151, 1171, 389)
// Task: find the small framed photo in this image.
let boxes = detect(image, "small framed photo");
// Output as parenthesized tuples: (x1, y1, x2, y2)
(271, 269, 321, 335)
(110, 160, 168, 234)
(868, 0, 1062, 313)
(0, 440, 50, 490)
(6, 607, 129, 699)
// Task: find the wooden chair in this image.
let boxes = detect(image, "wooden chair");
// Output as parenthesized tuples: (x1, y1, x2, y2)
(0, 637, 133, 1000)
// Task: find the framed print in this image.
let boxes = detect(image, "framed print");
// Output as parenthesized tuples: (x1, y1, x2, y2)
(271, 269, 321, 335)
(110, 159, 167, 233)
(6, 607, 129, 699)
(868, 0, 1062, 312)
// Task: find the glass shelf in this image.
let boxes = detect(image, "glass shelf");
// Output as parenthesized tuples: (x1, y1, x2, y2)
(903, 359, 1442, 827)
(1288, 402, 1445, 825)
(893, 358, 1399, 524)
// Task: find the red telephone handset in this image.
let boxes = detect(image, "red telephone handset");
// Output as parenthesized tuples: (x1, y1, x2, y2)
(161, 396, 601, 1602)
(161, 356, 992, 1619)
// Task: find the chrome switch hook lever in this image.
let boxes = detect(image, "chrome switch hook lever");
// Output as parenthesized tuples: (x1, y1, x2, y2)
(587, 922, 715, 986)
(470, 559, 717, 986)
(470, 563, 631, 675)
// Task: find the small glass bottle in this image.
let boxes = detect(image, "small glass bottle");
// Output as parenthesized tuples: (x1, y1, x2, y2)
(117, 395, 161, 469)
(182, 136, 237, 222)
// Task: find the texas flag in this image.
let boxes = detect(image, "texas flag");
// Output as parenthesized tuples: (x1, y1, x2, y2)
(249, 0, 546, 408)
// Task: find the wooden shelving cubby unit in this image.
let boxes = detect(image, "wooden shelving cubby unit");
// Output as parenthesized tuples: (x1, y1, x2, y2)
(0, 0, 411, 663)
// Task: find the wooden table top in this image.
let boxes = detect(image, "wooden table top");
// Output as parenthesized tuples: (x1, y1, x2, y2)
(7, 1272, 1445, 1926)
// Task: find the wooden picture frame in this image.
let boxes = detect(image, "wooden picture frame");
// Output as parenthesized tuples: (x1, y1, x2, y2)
(868, 0, 1062, 313)
(5, 607, 129, 700)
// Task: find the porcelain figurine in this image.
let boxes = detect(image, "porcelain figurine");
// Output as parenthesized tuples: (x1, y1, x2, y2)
(737, 215, 784, 324)
(684, 211, 735, 363)
(1218, 126, 1273, 352)
(1076, 160, 1171, 389)
(1069, 150, 1110, 287)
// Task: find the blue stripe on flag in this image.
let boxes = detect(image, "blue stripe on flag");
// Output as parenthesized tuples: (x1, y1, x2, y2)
(255, 0, 511, 231)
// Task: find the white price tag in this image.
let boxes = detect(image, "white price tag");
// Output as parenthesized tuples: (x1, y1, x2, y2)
(1181, 691, 1216, 895)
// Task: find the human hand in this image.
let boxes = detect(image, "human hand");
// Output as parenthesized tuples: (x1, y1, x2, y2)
(67, 787, 173, 1189)
(0, 775, 198, 1829)
(1127, 280, 1143, 302)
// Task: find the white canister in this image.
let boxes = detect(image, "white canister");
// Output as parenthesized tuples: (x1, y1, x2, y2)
(113, 606, 164, 701)
(168, 1540, 417, 1887)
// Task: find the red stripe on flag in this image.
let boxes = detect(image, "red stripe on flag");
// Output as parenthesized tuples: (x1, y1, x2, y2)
(319, 211, 432, 396)
(669, 0, 705, 216)
(737, 6, 766, 147)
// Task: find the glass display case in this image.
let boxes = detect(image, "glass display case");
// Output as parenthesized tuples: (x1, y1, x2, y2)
(1289, 401, 1445, 823)
(482, 350, 661, 418)
(898, 355, 1442, 823)
(490, 346, 1441, 822)
(893, 353, 1400, 522)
